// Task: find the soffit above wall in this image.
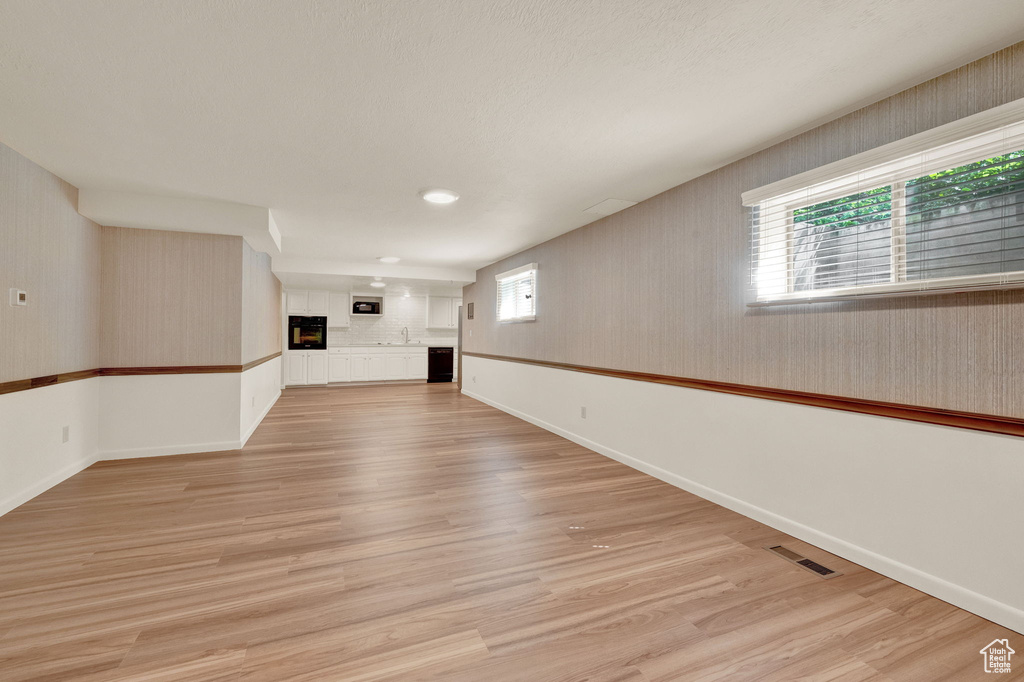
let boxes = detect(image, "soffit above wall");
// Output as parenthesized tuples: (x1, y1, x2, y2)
(78, 189, 281, 259)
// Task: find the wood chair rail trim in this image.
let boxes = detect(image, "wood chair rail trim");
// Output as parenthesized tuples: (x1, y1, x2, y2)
(462, 351, 1024, 438)
(0, 352, 282, 396)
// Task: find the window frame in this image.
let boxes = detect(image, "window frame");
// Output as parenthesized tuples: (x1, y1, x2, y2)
(495, 263, 538, 323)
(746, 100, 1024, 305)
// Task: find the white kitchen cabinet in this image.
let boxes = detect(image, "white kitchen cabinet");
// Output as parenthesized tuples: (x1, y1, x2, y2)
(285, 350, 328, 386)
(286, 290, 309, 315)
(307, 351, 328, 384)
(368, 354, 385, 381)
(328, 293, 350, 328)
(350, 354, 368, 382)
(426, 296, 463, 329)
(386, 354, 407, 380)
(307, 291, 329, 316)
(285, 289, 330, 316)
(408, 353, 428, 379)
(349, 350, 386, 382)
(309, 347, 429, 384)
(328, 353, 350, 382)
(285, 352, 307, 385)
(427, 296, 451, 329)
(385, 347, 428, 380)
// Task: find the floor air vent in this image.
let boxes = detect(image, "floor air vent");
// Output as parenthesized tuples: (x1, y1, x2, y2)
(765, 545, 841, 579)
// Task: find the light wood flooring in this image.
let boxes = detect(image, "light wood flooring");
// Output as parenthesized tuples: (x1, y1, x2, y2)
(0, 383, 1019, 681)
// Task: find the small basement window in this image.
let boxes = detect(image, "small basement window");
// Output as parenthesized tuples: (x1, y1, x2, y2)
(745, 103, 1024, 304)
(496, 263, 537, 322)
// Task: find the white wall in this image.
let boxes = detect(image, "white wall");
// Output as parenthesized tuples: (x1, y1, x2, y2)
(0, 380, 100, 516)
(462, 355, 1024, 634)
(240, 357, 282, 445)
(99, 373, 243, 459)
(1, 364, 282, 516)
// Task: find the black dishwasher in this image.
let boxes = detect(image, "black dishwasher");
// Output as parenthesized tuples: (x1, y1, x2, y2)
(427, 347, 454, 383)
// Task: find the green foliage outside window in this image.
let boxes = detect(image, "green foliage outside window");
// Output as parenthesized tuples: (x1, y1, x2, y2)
(906, 150, 1024, 217)
(791, 150, 1024, 230)
(793, 186, 891, 230)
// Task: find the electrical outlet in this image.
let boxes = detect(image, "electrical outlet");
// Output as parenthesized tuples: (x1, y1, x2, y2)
(472, 376, 476, 383)
(580, 406, 587, 419)
(61, 426, 70, 443)
(9, 288, 27, 306)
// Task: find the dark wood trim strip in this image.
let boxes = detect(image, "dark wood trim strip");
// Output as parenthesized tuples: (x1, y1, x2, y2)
(0, 370, 102, 396)
(462, 351, 1024, 438)
(241, 351, 283, 372)
(99, 365, 243, 376)
(0, 352, 283, 396)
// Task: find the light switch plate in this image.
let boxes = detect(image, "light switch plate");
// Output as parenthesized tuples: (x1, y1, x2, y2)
(9, 288, 27, 306)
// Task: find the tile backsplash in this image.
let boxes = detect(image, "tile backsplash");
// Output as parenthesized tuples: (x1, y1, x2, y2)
(328, 295, 458, 347)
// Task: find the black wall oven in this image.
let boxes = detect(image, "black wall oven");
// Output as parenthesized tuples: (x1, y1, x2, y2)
(288, 316, 327, 350)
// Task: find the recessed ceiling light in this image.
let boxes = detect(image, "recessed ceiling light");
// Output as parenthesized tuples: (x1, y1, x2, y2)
(421, 188, 459, 204)
(369, 281, 386, 288)
(377, 256, 401, 264)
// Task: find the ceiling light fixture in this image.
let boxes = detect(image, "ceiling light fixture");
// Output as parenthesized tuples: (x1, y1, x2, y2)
(377, 256, 401, 264)
(370, 281, 386, 288)
(421, 188, 459, 204)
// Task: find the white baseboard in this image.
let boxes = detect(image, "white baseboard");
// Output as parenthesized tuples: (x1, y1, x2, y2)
(463, 388, 1024, 634)
(0, 454, 99, 517)
(98, 440, 243, 461)
(241, 389, 281, 447)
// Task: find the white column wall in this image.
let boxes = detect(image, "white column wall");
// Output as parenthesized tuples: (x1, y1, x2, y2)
(0, 380, 101, 516)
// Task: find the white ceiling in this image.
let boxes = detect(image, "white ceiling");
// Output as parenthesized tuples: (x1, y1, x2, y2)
(2, 1, 1023, 274)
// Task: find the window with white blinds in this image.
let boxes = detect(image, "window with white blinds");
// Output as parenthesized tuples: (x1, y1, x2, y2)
(745, 102, 1024, 304)
(495, 263, 537, 322)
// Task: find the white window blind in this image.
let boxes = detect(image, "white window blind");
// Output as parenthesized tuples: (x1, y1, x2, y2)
(495, 263, 537, 322)
(745, 98, 1024, 304)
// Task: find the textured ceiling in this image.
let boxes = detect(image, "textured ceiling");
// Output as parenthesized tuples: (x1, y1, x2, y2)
(1, 0, 1023, 272)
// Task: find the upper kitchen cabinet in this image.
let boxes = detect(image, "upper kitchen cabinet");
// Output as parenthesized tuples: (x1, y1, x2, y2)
(426, 296, 462, 329)
(308, 291, 328, 316)
(286, 289, 329, 316)
(328, 293, 350, 328)
(286, 290, 308, 315)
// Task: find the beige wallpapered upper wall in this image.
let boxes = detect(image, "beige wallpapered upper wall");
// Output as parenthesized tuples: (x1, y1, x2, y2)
(100, 227, 244, 367)
(0, 143, 102, 384)
(462, 41, 1024, 419)
(241, 240, 282, 364)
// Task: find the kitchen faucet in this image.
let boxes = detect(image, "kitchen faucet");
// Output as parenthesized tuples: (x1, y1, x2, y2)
(401, 326, 409, 344)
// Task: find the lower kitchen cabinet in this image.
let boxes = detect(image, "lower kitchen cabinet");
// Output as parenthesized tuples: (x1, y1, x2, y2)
(349, 354, 367, 382)
(325, 347, 428, 383)
(307, 352, 327, 384)
(386, 354, 407, 380)
(369, 355, 385, 381)
(328, 353, 350, 382)
(408, 352, 428, 379)
(348, 351, 385, 382)
(285, 350, 328, 386)
(285, 352, 306, 385)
